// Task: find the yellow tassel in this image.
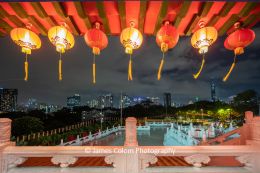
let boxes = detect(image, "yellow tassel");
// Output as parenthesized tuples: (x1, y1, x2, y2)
(93, 63, 96, 84)
(223, 62, 236, 82)
(223, 55, 237, 82)
(59, 59, 62, 81)
(157, 58, 164, 80)
(24, 61, 28, 81)
(193, 56, 205, 79)
(128, 58, 132, 81)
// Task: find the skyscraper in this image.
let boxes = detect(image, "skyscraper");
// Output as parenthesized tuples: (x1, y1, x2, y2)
(67, 94, 81, 108)
(211, 81, 217, 102)
(0, 88, 18, 112)
(97, 94, 114, 109)
(121, 94, 131, 108)
(163, 93, 171, 107)
(104, 94, 113, 108)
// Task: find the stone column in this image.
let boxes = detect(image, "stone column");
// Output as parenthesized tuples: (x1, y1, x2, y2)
(0, 118, 13, 173)
(124, 117, 138, 146)
(0, 118, 12, 144)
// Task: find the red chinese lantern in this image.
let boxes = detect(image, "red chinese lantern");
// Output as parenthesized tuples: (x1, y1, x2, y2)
(223, 22, 255, 82)
(84, 22, 108, 84)
(156, 21, 179, 80)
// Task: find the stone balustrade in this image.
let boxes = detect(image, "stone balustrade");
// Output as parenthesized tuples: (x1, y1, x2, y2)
(1, 113, 260, 173)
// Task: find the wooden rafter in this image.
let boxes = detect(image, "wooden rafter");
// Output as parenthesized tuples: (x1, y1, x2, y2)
(198, 2, 214, 17)
(138, 0, 147, 33)
(0, 6, 9, 18)
(8, 2, 48, 35)
(0, 1, 259, 37)
(184, 15, 200, 36)
(207, 2, 235, 26)
(28, 16, 48, 35)
(0, 6, 24, 28)
(238, 2, 258, 17)
(52, 1, 80, 35)
(218, 2, 257, 36)
(96, 1, 110, 34)
(218, 14, 240, 36)
(174, 1, 191, 28)
(0, 18, 12, 33)
(8, 16, 24, 27)
(153, 1, 168, 35)
(30, 2, 48, 18)
(243, 12, 260, 28)
(8, 2, 28, 18)
(118, 1, 126, 30)
(30, 2, 57, 27)
(184, 2, 213, 36)
(73, 1, 91, 29)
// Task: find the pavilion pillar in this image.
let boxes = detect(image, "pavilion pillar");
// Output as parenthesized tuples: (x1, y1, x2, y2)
(124, 117, 138, 146)
(241, 111, 260, 145)
(0, 118, 15, 173)
(0, 118, 12, 144)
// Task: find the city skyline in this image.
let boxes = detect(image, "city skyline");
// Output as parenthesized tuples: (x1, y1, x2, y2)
(0, 26, 260, 105)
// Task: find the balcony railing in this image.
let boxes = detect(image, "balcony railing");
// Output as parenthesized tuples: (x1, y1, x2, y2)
(1, 111, 260, 173)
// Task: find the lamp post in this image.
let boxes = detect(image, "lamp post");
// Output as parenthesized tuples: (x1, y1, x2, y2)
(120, 92, 123, 126)
(100, 117, 103, 131)
(200, 109, 204, 120)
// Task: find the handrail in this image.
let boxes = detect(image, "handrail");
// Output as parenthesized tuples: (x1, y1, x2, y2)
(202, 127, 242, 145)
(3, 145, 257, 157)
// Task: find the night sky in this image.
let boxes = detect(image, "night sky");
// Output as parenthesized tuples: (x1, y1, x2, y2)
(0, 25, 260, 106)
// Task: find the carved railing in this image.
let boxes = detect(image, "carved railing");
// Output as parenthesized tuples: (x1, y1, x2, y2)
(201, 127, 243, 145)
(1, 145, 259, 173)
(1, 112, 260, 173)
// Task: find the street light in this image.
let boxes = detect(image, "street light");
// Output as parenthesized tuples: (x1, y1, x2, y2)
(200, 108, 204, 120)
(101, 117, 103, 131)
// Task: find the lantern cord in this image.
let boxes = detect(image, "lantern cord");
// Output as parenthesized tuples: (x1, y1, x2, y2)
(93, 54, 96, 84)
(59, 52, 62, 81)
(223, 55, 237, 82)
(128, 54, 133, 81)
(157, 52, 165, 80)
(24, 54, 28, 81)
(193, 54, 205, 79)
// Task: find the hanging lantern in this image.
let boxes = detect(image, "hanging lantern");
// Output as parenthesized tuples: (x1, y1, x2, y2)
(84, 22, 108, 84)
(48, 24, 74, 81)
(10, 25, 41, 81)
(156, 21, 179, 80)
(191, 21, 218, 79)
(223, 22, 255, 82)
(120, 21, 143, 80)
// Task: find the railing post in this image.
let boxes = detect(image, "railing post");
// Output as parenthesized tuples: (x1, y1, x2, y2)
(0, 118, 14, 173)
(0, 118, 12, 144)
(124, 117, 138, 146)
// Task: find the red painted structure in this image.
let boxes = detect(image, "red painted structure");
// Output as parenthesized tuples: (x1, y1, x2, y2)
(0, 1, 259, 37)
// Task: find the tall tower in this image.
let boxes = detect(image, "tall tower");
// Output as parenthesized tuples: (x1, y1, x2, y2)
(0, 88, 18, 112)
(211, 81, 216, 102)
(163, 93, 171, 107)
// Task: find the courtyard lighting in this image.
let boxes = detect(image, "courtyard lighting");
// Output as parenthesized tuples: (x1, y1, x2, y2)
(191, 21, 218, 79)
(10, 25, 41, 81)
(120, 21, 143, 81)
(48, 24, 75, 81)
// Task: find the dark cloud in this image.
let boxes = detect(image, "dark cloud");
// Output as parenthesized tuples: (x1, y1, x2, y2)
(0, 26, 260, 106)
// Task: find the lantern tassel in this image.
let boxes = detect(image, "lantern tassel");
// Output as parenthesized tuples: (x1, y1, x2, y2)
(59, 53, 62, 81)
(193, 54, 205, 79)
(128, 55, 133, 81)
(157, 53, 165, 80)
(93, 55, 96, 84)
(223, 55, 237, 82)
(24, 54, 28, 81)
